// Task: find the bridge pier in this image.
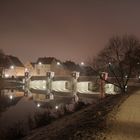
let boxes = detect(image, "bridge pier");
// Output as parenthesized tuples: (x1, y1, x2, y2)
(46, 72, 55, 99)
(100, 72, 108, 98)
(24, 71, 30, 89)
(71, 71, 80, 102)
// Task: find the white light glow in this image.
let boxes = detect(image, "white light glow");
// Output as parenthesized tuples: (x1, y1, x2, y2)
(57, 62, 60, 65)
(55, 105, 58, 109)
(5, 74, 9, 78)
(9, 95, 13, 100)
(37, 103, 40, 107)
(25, 68, 28, 72)
(10, 65, 14, 69)
(80, 62, 85, 66)
(38, 62, 42, 65)
(109, 62, 111, 65)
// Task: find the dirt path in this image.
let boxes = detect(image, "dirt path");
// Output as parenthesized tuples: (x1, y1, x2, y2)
(105, 90, 140, 140)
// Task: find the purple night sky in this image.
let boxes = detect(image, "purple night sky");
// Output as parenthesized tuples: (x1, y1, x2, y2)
(0, 0, 140, 63)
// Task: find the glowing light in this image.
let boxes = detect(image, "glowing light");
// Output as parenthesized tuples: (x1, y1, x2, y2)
(5, 74, 9, 78)
(57, 62, 60, 65)
(9, 95, 13, 100)
(80, 62, 85, 66)
(125, 75, 128, 78)
(109, 62, 111, 65)
(37, 103, 40, 107)
(38, 62, 42, 65)
(25, 68, 28, 72)
(10, 65, 14, 69)
(55, 105, 58, 109)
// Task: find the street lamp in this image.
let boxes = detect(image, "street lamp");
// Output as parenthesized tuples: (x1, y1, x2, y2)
(37, 103, 41, 107)
(80, 62, 85, 66)
(57, 62, 60, 66)
(55, 105, 58, 109)
(38, 62, 42, 65)
(10, 65, 14, 69)
(9, 95, 13, 100)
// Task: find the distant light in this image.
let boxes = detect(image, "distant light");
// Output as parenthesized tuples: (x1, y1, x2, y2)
(10, 65, 14, 69)
(5, 74, 9, 78)
(125, 85, 128, 91)
(55, 105, 58, 109)
(80, 62, 85, 66)
(109, 62, 111, 65)
(138, 75, 140, 79)
(38, 62, 42, 65)
(57, 62, 60, 66)
(9, 95, 13, 100)
(137, 62, 140, 65)
(25, 68, 28, 72)
(125, 75, 128, 78)
(37, 103, 40, 107)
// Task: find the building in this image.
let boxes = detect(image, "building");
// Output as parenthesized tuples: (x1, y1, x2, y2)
(26, 57, 71, 76)
(24, 61, 36, 76)
(3, 55, 25, 78)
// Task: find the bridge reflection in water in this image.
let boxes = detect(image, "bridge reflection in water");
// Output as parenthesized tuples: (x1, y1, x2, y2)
(0, 86, 100, 131)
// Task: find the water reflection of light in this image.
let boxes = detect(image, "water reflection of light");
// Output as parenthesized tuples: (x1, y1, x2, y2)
(37, 103, 41, 107)
(5, 74, 9, 78)
(55, 105, 58, 109)
(10, 65, 14, 69)
(9, 95, 13, 100)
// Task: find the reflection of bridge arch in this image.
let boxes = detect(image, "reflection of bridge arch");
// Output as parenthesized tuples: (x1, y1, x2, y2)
(77, 81, 93, 93)
(52, 81, 71, 92)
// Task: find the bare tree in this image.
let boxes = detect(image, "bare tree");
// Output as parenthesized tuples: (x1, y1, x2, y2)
(89, 35, 140, 93)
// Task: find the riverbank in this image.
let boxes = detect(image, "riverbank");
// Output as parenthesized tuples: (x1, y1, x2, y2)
(23, 89, 132, 140)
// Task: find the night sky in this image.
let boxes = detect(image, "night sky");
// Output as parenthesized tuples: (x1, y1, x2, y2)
(0, 0, 140, 63)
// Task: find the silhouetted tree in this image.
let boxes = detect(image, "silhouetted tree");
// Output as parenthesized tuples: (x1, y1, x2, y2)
(63, 60, 77, 71)
(89, 35, 140, 93)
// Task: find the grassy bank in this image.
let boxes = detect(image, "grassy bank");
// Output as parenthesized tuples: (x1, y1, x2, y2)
(22, 91, 132, 140)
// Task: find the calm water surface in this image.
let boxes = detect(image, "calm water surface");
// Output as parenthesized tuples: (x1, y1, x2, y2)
(0, 87, 98, 131)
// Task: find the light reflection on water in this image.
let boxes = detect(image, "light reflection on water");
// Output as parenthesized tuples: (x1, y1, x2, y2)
(0, 87, 99, 130)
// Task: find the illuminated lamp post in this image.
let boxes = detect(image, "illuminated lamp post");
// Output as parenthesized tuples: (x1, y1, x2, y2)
(80, 62, 85, 66)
